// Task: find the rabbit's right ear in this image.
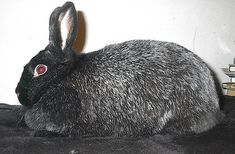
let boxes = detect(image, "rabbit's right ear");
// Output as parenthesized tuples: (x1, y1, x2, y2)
(48, 2, 77, 56)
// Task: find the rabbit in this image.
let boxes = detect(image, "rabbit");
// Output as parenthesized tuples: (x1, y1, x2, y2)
(15, 1, 224, 137)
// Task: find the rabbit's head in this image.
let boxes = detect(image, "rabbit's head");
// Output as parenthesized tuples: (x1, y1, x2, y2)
(15, 2, 78, 107)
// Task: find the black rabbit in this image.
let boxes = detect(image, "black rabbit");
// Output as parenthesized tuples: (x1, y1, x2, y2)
(15, 1, 224, 137)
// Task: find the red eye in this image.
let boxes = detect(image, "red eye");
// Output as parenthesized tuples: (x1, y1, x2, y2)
(34, 64, 48, 77)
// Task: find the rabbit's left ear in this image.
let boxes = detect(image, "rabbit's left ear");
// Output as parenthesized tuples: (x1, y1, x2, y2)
(49, 2, 77, 53)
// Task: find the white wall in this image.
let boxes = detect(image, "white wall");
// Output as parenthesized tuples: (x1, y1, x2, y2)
(0, 0, 234, 105)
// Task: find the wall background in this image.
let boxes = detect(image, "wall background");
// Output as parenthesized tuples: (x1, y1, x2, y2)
(0, 0, 234, 105)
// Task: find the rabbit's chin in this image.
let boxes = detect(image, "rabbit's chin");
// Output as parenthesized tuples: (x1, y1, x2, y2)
(16, 86, 38, 108)
(18, 95, 32, 108)
(16, 89, 31, 108)
(18, 99, 31, 108)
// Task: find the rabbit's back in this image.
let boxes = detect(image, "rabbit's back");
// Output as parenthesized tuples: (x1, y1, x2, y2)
(67, 40, 221, 136)
(74, 40, 218, 107)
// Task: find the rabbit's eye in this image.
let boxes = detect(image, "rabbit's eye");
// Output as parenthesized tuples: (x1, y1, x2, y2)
(33, 64, 48, 78)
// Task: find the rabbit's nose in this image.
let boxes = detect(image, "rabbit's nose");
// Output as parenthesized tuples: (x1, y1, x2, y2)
(15, 85, 19, 96)
(15, 85, 21, 99)
(16, 92, 20, 98)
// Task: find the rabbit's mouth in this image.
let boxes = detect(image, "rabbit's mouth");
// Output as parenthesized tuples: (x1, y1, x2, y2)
(15, 83, 32, 108)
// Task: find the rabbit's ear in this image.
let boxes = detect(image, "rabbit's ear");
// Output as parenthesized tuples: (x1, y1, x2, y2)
(49, 2, 77, 52)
